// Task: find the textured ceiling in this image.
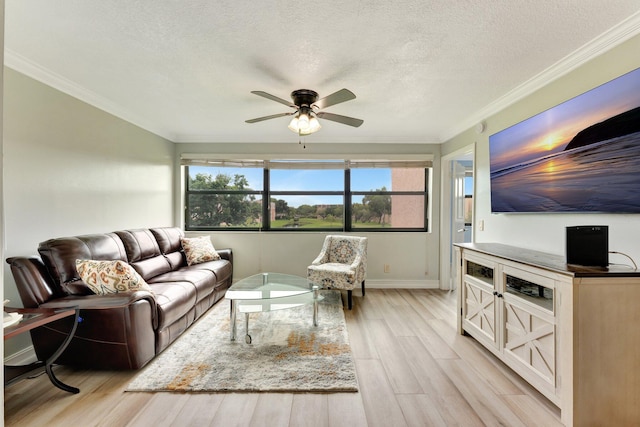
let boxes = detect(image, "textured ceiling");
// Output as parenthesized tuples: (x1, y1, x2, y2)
(5, 1, 640, 144)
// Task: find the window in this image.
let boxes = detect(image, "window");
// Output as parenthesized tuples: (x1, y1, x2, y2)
(185, 161, 264, 230)
(269, 160, 345, 230)
(183, 159, 431, 231)
(350, 162, 427, 229)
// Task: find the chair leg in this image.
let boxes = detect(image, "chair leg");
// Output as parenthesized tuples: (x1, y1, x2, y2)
(347, 290, 353, 310)
(362, 280, 365, 297)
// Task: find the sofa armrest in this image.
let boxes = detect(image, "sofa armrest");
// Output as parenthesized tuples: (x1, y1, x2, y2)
(311, 238, 331, 266)
(6, 256, 60, 307)
(349, 253, 365, 270)
(311, 244, 329, 265)
(216, 248, 232, 264)
(311, 252, 327, 265)
(39, 291, 155, 309)
(39, 291, 158, 329)
(33, 292, 157, 369)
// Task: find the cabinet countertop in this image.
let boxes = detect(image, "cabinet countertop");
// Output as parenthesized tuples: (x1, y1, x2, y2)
(455, 242, 640, 278)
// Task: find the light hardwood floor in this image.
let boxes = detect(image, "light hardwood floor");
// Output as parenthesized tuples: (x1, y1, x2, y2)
(4, 289, 562, 426)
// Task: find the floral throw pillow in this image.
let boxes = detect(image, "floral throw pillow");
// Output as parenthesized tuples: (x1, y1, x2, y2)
(181, 236, 221, 266)
(75, 259, 152, 295)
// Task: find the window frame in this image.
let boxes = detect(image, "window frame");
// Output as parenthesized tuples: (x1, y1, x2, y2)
(183, 159, 430, 232)
(184, 164, 266, 231)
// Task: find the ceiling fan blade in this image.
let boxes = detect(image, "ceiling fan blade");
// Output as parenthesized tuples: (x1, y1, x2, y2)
(314, 88, 356, 109)
(250, 91, 296, 108)
(316, 112, 363, 127)
(245, 112, 294, 123)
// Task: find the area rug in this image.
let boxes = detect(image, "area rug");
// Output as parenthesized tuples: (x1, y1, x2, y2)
(126, 290, 358, 393)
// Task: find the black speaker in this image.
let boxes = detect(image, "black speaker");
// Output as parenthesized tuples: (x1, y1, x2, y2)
(566, 225, 609, 267)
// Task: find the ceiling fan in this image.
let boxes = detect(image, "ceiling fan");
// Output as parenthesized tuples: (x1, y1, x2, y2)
(245, 88, 364, 135)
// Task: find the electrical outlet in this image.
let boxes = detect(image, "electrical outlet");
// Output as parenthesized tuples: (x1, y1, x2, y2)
(384, 264, 390, 273)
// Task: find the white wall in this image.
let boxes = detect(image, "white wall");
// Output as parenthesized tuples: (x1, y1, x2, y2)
(442, 33, 640, 265)
(3, 68, 175, 357)
(176, 142, 442, 287)
(185, 231, 439, 288)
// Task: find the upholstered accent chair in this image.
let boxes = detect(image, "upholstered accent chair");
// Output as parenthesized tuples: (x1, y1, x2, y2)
(307, 235, 368, 309)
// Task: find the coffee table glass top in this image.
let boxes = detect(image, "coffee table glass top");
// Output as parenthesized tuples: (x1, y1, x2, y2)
(225, 272, 317, 303)
(225, 273, 323, 343)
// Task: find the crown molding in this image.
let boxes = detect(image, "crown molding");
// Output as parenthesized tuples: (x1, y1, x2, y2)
(440, 10, 640, 143)
(4, 49, 176, 142)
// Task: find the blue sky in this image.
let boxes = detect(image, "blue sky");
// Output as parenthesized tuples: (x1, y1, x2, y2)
(189, 166, 391, 190)
(189, 165, 393, 207)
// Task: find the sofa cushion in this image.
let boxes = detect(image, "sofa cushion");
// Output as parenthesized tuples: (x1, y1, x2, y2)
(130, 256, 174, 281)
(150, 227, 184, 254)
(38, 233, 128, 292)
(148, 269, 216, 303)
(163, 252, 186, 270)
(62, 279, 95, 296)
(150, 227, 187, 270)
(115, 229, 162, 262)
(181, 236, 221, 265)
(149, 281, 197, 329)
(76, 259, 153, 295)
(116, 229, 172, 280)
(185, 259, 233, 285)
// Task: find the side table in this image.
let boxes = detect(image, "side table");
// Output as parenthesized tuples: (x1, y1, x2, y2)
(4, 306, 80, 394)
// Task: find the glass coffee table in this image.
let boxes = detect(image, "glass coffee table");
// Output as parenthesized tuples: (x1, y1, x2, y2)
(225, 272, 322, 344)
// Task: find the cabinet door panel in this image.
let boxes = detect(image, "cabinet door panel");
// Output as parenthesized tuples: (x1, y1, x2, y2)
(463, 280, 497, 348)
(503, 300, 555, 388)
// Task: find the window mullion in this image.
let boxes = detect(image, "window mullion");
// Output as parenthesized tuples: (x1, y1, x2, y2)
(264, 168, 270, 230)
(345, 168, 351, 231)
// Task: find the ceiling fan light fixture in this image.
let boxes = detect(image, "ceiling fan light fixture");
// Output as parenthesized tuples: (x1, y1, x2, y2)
(298, 112, 310, 130)
(287, 110, 321, 135)
(308, 116, 321, 133)
(248, 88, 361, 136)
(287, 116, 299, 133)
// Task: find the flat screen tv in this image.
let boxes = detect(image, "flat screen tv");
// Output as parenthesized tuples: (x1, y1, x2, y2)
(489, 66, 640, 213)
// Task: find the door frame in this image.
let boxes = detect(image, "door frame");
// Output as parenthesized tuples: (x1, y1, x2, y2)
(439, 144, 475, 290)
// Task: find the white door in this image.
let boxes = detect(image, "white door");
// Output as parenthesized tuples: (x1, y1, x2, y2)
(440, 145, 474, 291)
(450, 161, 467, 289)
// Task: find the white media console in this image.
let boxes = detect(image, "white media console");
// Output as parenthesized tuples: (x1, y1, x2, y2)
(455, 243, 640, 426)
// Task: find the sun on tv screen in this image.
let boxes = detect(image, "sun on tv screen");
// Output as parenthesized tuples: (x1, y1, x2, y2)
(489, 66, 640, 213)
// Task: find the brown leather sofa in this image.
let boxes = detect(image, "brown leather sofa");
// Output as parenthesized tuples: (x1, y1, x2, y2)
(6, 227, 232, 369)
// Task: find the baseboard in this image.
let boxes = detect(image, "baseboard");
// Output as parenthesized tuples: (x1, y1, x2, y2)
(366, 279, 440, 289)
(4, 345, 38, 365)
